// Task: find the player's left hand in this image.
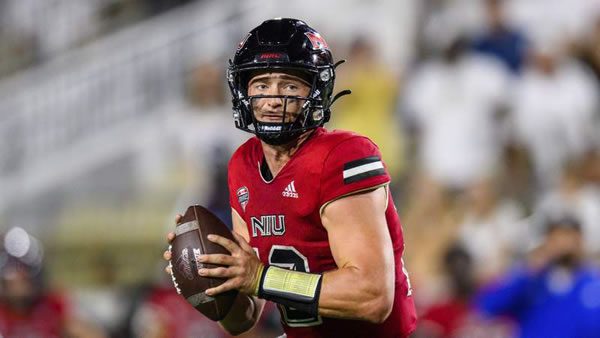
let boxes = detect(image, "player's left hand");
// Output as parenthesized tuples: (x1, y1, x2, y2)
(197, 231, 263, 296)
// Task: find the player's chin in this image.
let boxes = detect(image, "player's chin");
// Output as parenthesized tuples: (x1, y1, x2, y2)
(255, 113, 299, 123)
(258, 116, 285, 122)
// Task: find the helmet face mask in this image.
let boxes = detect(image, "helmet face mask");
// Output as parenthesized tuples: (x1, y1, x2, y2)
(248, 94, 311, 145)
(228, 18, 340, 145)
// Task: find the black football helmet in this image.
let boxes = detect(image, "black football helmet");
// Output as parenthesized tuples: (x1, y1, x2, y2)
(228, 18, 350, 145)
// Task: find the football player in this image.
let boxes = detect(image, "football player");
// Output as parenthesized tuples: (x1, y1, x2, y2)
(164, 18, 417, 337)
(0, 235, 107, 338)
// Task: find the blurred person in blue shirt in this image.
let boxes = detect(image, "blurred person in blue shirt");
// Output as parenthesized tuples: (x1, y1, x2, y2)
(472, 0, 528, 74)
(475, 216, 600, 338)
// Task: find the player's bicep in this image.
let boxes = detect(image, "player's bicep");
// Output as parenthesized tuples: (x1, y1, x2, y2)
(319, 136, 391, 211)
(321, 186, 394, 275)
(231, 208, 250, 242)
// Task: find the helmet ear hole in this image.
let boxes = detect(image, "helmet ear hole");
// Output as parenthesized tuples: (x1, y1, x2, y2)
(312, 109, 324, 122)
(319, 70, 331, 82)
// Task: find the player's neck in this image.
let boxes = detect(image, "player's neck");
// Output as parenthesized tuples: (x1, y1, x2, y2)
(260, 131, 312, 177)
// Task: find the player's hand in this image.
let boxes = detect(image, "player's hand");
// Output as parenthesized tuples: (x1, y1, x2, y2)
(527, 240, 560, 272)
(197, 232, 263, 296)
(163, 214, 183, 275)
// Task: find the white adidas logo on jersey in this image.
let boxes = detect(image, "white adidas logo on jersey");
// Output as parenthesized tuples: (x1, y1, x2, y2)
(282, 181, 299, 198)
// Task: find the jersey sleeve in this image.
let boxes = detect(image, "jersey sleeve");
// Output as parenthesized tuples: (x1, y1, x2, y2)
(228, 154, 245, 218)
(319, 136, 391, 210)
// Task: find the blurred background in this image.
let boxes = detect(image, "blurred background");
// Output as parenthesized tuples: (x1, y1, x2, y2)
(0, 0, 599, 337)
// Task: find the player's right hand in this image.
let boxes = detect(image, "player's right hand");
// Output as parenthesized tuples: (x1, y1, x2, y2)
(163, 214, 183, 275)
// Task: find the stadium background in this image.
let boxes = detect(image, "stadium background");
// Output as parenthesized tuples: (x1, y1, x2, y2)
(0, 0, 599, 337)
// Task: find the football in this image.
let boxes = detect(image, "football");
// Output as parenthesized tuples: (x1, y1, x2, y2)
(169, 205, 238, 321)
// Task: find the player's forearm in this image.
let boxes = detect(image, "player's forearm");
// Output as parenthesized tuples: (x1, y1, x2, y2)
(255, 263, 394, 324)
(219, 293, 265, 336)
(318, 266, 394, 323)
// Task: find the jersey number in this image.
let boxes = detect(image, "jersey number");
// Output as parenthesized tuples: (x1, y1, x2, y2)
(266, 245, 322, 327)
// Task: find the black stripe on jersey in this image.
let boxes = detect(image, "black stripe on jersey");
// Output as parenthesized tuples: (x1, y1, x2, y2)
(344, 168, 386, 184)
(343, 156, 381, 171)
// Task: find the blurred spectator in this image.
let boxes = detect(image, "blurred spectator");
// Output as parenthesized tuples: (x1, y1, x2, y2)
(130, 277, 228, 338)
(509, 48, 599, 189)
(497, 136, 535, 207)
(130, 262, 283, 338)
(505, 0, 600, 51)
(402, 175, 461, 293)
(575, 14, 600, 84)
(73, 253, 130, 337)
(403, 36, 509, 190)
(533, 157, 600, 258)
(167, 61, 246, 210)
(476, 217, 600, 338)
(417, 244, 514, 338)
(417, 244, 477, 338)
(332, 36, 405, 179)
(0, 255, 68, 338)
(582, 148, 600, 185)
(456, 178, 526, 281)
(0, 227, 106, 338)
(472, 0, 529, 74)
(420, 0, 487, 56)
(186, 61, 228, 108)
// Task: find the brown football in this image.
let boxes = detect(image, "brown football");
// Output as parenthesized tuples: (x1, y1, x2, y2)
(169, 205, 238, 321)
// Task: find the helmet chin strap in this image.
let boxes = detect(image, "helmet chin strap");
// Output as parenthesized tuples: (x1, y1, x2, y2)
(254, 121, 306, 146)
(259, 131, 304, 146)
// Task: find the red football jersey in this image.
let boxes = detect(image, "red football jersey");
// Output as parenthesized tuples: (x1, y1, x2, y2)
(228, 127, 417, 338)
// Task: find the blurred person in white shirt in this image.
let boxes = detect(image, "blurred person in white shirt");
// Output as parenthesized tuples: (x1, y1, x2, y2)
(404, 37, 510, 191)
(509, 47, 599, 189)
(504, 0, 600, 51)
(456, 178, 526, 281)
